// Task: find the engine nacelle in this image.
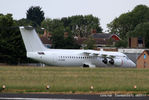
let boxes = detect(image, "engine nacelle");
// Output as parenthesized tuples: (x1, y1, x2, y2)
(102, 58, 123, 66)
(109, 58, 123, 66)
(102, 58, 108, 64)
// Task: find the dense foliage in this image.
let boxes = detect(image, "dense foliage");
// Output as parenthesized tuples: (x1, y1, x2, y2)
(41, 15, 102, 49)
(26, 6, 45, 27)
(108, 5, 149, 47)
(108, 5, 149, 38)
(51, 27, 80, 49)
(42, 15, 102, 37)
(83, 36, 96, 49)
(0, 14, 27, 64)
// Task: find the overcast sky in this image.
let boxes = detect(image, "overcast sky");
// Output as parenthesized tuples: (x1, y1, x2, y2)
(0, 0, 149, 31)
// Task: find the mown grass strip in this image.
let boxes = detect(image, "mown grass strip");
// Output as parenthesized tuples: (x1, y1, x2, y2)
(0, 66, 149, 94)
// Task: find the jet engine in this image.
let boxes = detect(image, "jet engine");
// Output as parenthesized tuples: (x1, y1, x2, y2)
(109, 58, 114, 65)
(102, 58, 123, 66)
(102, 58, 108, 64)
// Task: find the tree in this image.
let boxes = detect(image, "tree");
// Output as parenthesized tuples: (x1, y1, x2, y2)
(63, 28, 80, 49)
(83, 36, 96, 49)
(42, 18, 63, 32)
(41, 15, 102, 49)
(51, 27, 80, 49)
(115, 40, 128, 48)
(26, 6, 45, 27)
(107, 5, 149, 39)
(128, 22, 149, 48)
(42, 18, 81, 49)
(67, 15, 102, 37)
(51, 27, 65, 49)
(0, 14, 28, 64)
(15, 18, 33, 26)
(42, 15, 102, 38)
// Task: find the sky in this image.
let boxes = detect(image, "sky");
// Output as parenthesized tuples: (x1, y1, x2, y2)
(0, 0, 149, 31)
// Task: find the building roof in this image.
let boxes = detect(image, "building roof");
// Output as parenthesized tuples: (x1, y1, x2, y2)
(39, 31, 120, 47)
(146, 50, 149, 55)
(76, 38, 113, 45)
(91, 33, 120, 40)
(91, 33, 112, 39)
(76, 38, 86, 44)
(137, 50, 149, 60)
(94, 38, 113, 45)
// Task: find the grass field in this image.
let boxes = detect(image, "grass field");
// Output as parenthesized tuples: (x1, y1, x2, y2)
(0, 66, 149, 94)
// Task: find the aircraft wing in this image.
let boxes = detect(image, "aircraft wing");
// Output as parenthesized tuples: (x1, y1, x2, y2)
(82, 51, 99, 56)
(100, 54, 116, 58)
(83, 52, 91, 55)
(82, 51, 116, 58)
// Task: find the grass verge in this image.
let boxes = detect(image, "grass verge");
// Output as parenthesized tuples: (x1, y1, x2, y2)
(0, 66, 149, 94)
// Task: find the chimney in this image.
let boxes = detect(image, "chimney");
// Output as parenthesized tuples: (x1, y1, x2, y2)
(64, 32, 68, 38)
(43, 29, 47, 37)
(91, 29, 96, 34)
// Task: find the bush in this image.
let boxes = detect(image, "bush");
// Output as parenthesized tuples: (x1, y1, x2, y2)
(115, 40, 128, 48)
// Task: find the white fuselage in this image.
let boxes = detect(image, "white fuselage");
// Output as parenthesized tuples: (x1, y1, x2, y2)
(19, 26, 136, 68)
(27, 49, 136, 68)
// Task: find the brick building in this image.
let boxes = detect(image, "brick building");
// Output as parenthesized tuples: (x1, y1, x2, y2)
(40, 30, 52, 48)
(76, 33, 121, 48)
(137, 50, 149, 68)
(40, 29, 121, 48)
(129, 37, 145, 48)
(91, 33, 120, 47)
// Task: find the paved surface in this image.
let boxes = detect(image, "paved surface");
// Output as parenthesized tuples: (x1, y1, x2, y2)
(125, 53, 140, 64)
(0, 93, 149, 100)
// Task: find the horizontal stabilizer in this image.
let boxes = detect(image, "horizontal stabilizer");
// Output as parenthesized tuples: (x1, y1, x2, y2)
(24, 26, 34, 30)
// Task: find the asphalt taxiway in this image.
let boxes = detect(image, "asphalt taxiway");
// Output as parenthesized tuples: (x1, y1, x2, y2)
(0, 93, 149, 100)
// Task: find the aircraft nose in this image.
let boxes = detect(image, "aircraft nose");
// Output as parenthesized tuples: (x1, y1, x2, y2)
(129, 60, 136, 68)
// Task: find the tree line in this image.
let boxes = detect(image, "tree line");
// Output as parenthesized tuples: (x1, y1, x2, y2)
(108, 5, 149, 47)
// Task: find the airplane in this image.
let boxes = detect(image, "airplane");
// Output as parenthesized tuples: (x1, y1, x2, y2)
(19, 26, 136, 68)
